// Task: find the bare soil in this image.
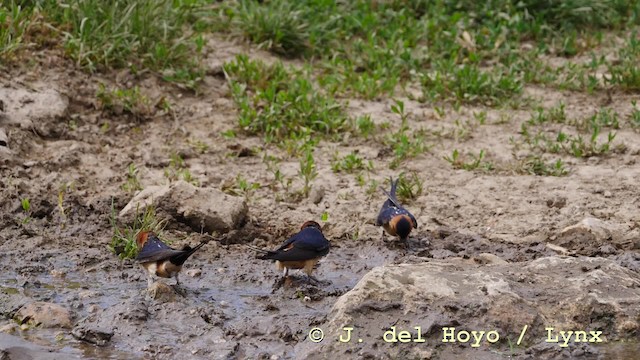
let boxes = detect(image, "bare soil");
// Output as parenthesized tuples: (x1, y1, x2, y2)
(1, 37, 639, 359)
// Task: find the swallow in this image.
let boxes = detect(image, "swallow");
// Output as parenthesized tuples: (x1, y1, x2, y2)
(135, 231, 207, 287)
(258, 221, 330, 283)
(375, 177, 418, 242)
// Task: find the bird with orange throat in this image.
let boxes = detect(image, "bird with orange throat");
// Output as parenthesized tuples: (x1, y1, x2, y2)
(135, 231, 208, 288)
(375, 177, 418, 243)
(258, 221, 330, 284)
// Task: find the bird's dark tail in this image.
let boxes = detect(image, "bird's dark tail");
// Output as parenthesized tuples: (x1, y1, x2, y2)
(389, 177, 399, 200)
(170, 241, 207, 266)
(244, 244, 275, 259)
(380, 177, 401, 208)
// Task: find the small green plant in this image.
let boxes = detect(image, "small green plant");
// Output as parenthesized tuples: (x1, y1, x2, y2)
(473, 110, 487, 125)
(57, 183, 71, 228)
(187, 138, 209, 154)
(223, 174, 260, 200)
(588, 108, 619, 130)
(331, 152, 371, 173)
(355, 114, 375, 138)
(365, 179, 379, 197)
(393, 172, 424, 203)
(386, 100, 430, 169)
(96, 84, 152, 119)
(444, 149, 493, 171)
(121, 163, 142, 193)
(20, 198, 31, 224)
(164, 152, 199, 186)
(631, 101, 640, 129)
(298, 146, 317, 198)
(110, 202, 167, 260)
(528, 102, 567, 126)
(518, 156, 568, 176)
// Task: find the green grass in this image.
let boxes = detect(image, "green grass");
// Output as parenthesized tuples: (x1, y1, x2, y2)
(217, 0, 639, 102)
(110, 203, 167, 260)
(392, 172, 424, 203)
(47, 0, 206, 71)
(0, 2, 35, 60)
(1, 0, 209, 88)
(224, 55, 350, 143)
(225, 0, 311, 57)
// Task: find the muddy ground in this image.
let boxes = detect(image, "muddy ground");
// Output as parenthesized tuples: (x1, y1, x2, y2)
(1, 37, 639, 359)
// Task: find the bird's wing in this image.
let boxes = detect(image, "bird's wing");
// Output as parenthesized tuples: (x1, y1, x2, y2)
(377, 205, 407, 225)
(135, 236, 182, 263)
(261, 246, 323, 262)
(263, 228, 329, 261)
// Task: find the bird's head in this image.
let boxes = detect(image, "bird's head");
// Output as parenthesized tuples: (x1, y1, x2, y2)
(301, 220, 322, 232)
(136, 231, 153, 249)
(391, 215, 413, 241)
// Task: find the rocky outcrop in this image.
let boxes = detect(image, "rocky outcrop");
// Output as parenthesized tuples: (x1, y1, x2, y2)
(119, 180, 247, 233)
(296, 256, 640, 359)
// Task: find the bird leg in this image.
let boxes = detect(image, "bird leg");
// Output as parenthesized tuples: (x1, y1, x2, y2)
(147, 275, 154, 288)
(175, 273, 180, 287)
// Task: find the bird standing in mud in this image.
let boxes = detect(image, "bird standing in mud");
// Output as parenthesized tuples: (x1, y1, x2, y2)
(135, 231, 208, 288)
(376, 177, 418, 243)
(258, 221, 330, 284)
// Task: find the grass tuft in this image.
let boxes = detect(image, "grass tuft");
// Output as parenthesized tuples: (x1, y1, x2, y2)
(110, 203, 167, 260)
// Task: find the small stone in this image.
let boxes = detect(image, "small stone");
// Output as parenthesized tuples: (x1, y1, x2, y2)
(15, 302, 73, 329)
(0, 324, 16, 334)
(50, 269, 66, 279)
(71, 325, 114, 346)
(308, 185, 325, 205)
(147, 282, 176, 303)
(474, 253, 508, 265)
(546, 243, 571, 255)
(186, 269, 202, 278)
(603, 190, 613, 198)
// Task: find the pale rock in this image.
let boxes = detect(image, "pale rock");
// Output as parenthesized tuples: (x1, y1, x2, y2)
(295, 257, 640, 359)
(147, 282, 177, 303)
(119, 180, 247, 233)
(15, 302, 73, 329)
(186, 269, 202, 278)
